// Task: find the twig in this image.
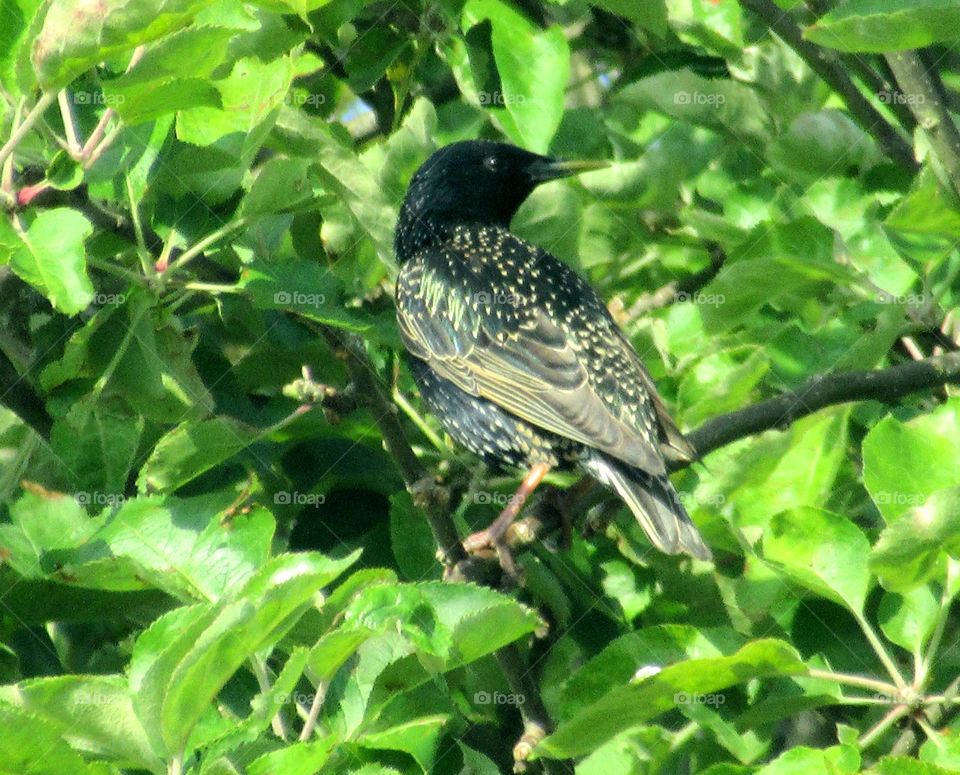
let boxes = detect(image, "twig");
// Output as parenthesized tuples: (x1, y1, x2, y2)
(299, 680, 327, 741)
(807, 668, 899, 697)
(57, 90, 81, 156)
(0, 92, 57, 168)
(317, 326, 467, 565)
(625, 243, 726, 319)
(685, 351, 960, 460)
(859, 704, 909, 749)
(738, 0, 917, 173)
(495, 644, 573, 774)
(885, 51, 960, 195)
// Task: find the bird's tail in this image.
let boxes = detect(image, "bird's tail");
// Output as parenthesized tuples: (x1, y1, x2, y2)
(583, 451, 711, 561)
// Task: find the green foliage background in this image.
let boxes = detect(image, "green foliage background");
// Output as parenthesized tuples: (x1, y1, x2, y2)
(1, 0, 960, 773)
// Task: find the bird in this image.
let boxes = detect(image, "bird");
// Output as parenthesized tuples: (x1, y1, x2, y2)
(394, 140, 711, 569)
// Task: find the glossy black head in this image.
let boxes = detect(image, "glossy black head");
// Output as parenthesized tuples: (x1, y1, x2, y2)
(394, 140, 604, 263)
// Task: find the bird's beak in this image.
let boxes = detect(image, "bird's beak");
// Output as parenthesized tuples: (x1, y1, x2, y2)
(527, 157, 609, 182)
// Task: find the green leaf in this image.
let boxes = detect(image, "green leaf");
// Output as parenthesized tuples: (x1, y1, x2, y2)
(755, 741, 859, 774)
(247, 738, 337, 775)
(804, 0, 960, 53)
(870, 487, 960, 592)
(357, 715, 448, 772)
(239, 260, 370, 331)
(271, 108, 396, 273)
(769, 110, 881, 184)
(557, 625, 737, 718)
(31, 0, 212, 89)
(101, 25, 234, 124)
(539, 639, 805, 759)
(2, 675, 161, 772)
(461, 0, 570, 153)
(136, 417, 259, 493)
(867, 757, 957, 775)
(863, 399, 960, 522)
(594, 0, 668, 36)
(666, 0, 744, 58)
(49, 396, 142, 499)
(878, 586, 939, 655)
(176, 56, 293, 162)
(138, 552, 357, 755)
(93, 493, 275, 600)
(762, 507, 871, 614)
(239, 157, 315, 218)
(615, 69, 770, 145)
(10, 208, 94, 315)
(389, 492, 440, 581)
(0, 703, 100, 774)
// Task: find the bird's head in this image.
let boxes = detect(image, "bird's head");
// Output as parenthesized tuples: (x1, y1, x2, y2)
(394, 140, 606, 262)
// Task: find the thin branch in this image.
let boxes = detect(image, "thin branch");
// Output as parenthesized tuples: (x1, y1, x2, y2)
(685, 351, 960, 461)
(496, 644, 573, 774)
(317, 327, 467, 566)
(859, 704, 909, 749)
(885, 51, 960, 195)
(0, 92, 57, 168)
(57, 90, 81, 156)
(738, 0, 917, 173)
(807, 668, 899, 697)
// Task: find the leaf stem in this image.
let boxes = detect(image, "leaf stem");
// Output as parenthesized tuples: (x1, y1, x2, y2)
(916, 579, 955, 687)
(298, 680, 327, 741)
(252, 656, 291, 741)
(0, 91, 56, 169)
(57, 90, 81, 156)
(859, 704, 909, 749)
(808, 668, 899, 696)
(853, 610, 908, 690)
(174, 218, 248, 271)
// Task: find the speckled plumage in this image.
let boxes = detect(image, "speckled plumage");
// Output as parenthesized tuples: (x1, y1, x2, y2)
(395, 141, 710, 560)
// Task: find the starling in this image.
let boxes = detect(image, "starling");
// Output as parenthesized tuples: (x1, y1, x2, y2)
(395, 140, 711, 565)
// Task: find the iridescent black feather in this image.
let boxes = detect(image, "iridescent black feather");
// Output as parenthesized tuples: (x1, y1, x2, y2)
(395, 140, 710, 560)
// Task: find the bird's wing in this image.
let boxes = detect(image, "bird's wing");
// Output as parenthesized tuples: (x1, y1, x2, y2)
(397, 238, 687, 475)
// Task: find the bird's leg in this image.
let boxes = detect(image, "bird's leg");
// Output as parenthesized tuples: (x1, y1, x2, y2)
(463, 463, 551, 573)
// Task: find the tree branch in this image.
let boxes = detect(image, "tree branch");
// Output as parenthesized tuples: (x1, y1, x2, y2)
(684, 351, 960, 461)
(317, 326, 467, 566)
(738, 0, 917, 173)
(885, 50, 960, 196)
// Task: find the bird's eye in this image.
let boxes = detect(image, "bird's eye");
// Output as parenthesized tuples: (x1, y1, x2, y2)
(483, 155, 501, 172)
